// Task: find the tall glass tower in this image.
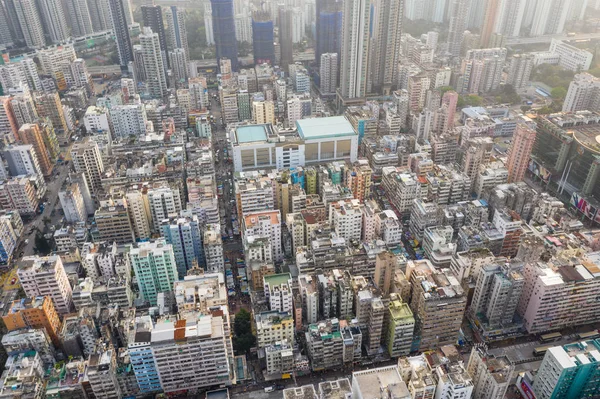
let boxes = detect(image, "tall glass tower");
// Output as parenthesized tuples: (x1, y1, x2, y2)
(211, 0, 238, 71)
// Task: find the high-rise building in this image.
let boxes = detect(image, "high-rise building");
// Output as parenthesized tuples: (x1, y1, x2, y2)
(278, 7, 294, 72)
(87, 0, 111, 32)
(147, 186, 182, 232)
(13, 0, 46, 48)
(506, 124, 536, 183)
(264, 273, 293, 313)
(108, 0, 134, 67)
(2, 296, 62, 346)
(3, 144, 43, 177)
(160, 215, 203, 278)
(0, 2, 13, 45)
(17, 124, 53, 177)
(70, 137, 105, 193)
(370, 0, 403, 94)
(252, 12, 275, 65)
(447, 0, 470, 57)
(34, 92, 68, 132)
(316, 0, 342, 64)
(129, 239, 178, 306)
(407, 260, 466, 351)
(63, 0, 93, 37)
(470, 263, 524, 333)
(563, 73, 600, 113)
(467, 346, 514, 399)
(530, 0, 572, 36)
(339, 0, 371, 100)
(109, 104, 147, 138)
(480, 0, 526, 47)
(386, 293, 414, 358)
(165, 6, 189, 62)
(141, 5, 168, 68)
(534, 340, 600, 399)
(169, 48, 188, 86)
(252, 100, 275, 124)
(507, 54, 534, 89)
(320, 53, 338, 95)
(203, 2, 214, 45)
(129, 312, 233, 393)
(95, 200, 135, 244)
(37, 0, 69, 43)
(139, 27, 168, 99)
(59, 182, 87, 223)
(17, 255, 73, 315)
(211, 0, 238, 71)
(0, 96, 18, 140)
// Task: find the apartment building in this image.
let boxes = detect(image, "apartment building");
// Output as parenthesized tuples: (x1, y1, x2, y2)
(467, 346, 514, 399)
(129, 240, 178, 306)
(406, 260, 466, 351)
(17, 255, 73, 315)
(264, 273, 293, 313)
(386, 293, 415, 358)
(2, 296, 62, 347)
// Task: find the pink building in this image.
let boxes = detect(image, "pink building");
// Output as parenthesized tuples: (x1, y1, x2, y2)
(506, 124, 536, 183)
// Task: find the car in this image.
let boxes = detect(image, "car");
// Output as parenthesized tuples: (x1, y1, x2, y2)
(10, 278, 16, 285)
(24, 239, 29, 245)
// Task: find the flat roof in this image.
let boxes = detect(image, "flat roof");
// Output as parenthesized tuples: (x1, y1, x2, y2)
(296, 116, 356, 140)
(235, 125, 269, 144)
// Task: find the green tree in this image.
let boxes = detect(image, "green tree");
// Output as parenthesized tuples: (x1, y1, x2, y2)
(233, 309, 256, 355)
(521, 105, 532, 113)
(34, 232, 51, 255)
(551, 87, 567, 100)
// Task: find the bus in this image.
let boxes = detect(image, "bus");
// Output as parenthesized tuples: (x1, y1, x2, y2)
(577, 331, 600, 340)
(533, 345, 555, 357)
(540, 332, 563, 343)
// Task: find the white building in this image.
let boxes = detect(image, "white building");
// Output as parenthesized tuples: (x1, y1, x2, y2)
(242, 210, 283, 262)
(329, 199, 363, 241)
(140, 27, 168, 99)
(203, 224, 224, 273)
(109, 104, 148, 138)
(83, 106, 111, 134)
(147, 186, 182, 233)
(319, 53, 338, 95)
(58, 183, 87, 223)
(17, 255, 73, 315)
(264, 273, 293, 313)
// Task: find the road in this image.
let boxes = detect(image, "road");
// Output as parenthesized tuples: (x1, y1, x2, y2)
(507, 32, 600, 45)
(21, 160, 72, 257)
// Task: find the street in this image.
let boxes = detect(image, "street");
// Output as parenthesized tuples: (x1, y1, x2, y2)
(21, 159, 72, 257)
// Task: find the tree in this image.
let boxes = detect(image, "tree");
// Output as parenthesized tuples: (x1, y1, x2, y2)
(551, 87, 567, 100)
(233, 309, 256, 355)
(521, 105, 532, 113)
(34, 232, 51, 255)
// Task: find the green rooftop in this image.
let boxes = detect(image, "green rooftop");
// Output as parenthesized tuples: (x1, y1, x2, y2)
(389, 300, 414, 321)
(236, 125, 269, 143)
(264, 273, 291, 286)
(296, 116, 357, 140)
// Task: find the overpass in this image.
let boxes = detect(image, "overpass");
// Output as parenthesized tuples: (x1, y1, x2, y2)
(507, 32, 600, 45)
(87, 65, 122, 76)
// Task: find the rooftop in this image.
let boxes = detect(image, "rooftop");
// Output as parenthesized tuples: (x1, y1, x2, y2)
(235, 124, 269, 144)
(296, 116, 357, 140)
(353, 365, 410, 399)
(318, 379, 352, 399)
(264, 273, 291, 287)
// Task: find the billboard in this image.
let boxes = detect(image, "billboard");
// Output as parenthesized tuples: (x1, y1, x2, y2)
(571, 192, 599, 220)
(528, 159, 552, 183)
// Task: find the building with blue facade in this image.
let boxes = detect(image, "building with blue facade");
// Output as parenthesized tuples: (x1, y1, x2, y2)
(252, 12, 275, 65)
(533, 340, 600, 399)
(160, 215, 204, 279)
(211, 0, 238, 71)
(128, 316, 161, 394)
(316, 1, 342, 64)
